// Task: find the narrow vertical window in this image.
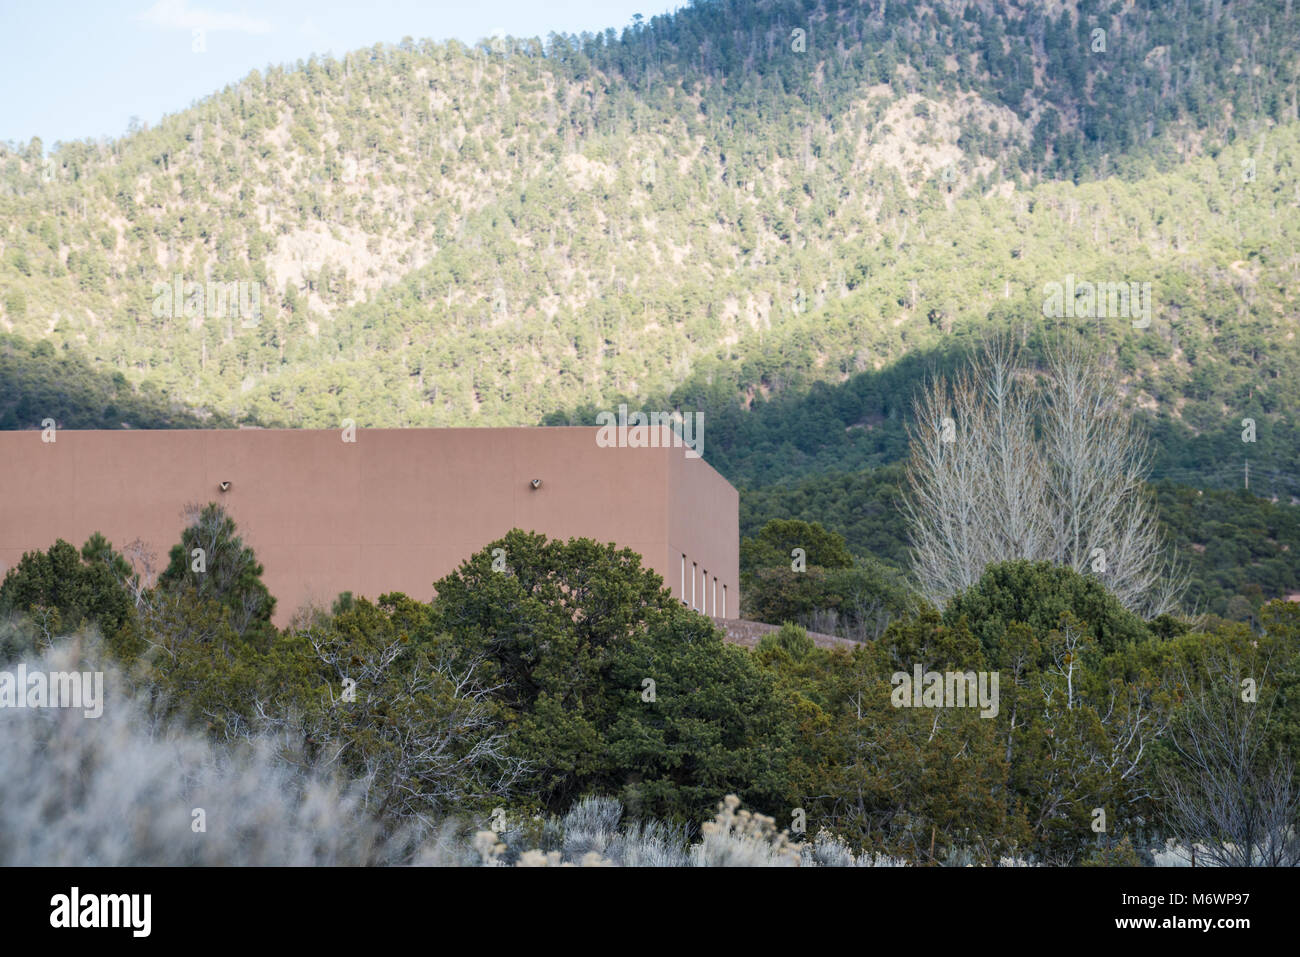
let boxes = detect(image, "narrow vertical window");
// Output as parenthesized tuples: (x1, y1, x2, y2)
(712, 577, 717, 616)
(692, 562, 697, 609)
(723, 584, 727, 618)
(681, 555, 686, 604)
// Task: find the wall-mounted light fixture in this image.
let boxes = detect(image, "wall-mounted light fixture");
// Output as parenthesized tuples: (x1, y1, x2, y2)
(219, 481, 231, 492)
(530, 478, 542, 489)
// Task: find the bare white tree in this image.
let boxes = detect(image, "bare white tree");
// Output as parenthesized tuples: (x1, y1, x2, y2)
(1157, 652, 1300, 867)
(279, 625, 529, 829)
(903, 336, 1185, 616)
(117, 538, 158, 610)
(1038, 339, 1182, 615)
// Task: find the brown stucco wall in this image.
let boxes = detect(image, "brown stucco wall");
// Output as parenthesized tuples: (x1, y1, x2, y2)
(0, 427, 739, 626)
(668, 443, 739, 618)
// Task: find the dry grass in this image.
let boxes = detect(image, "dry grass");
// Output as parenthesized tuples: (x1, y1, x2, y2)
(0, 638, 413, 865)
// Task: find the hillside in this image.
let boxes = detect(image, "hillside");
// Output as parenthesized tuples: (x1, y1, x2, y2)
(1, 0, 1296, 438)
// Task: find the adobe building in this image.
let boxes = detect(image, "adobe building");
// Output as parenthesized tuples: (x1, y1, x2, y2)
(0, 427, 738, 626)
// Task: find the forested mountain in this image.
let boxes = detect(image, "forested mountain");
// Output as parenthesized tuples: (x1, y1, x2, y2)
(2, 0, 1299, 613)
(0, 332, 232, 429)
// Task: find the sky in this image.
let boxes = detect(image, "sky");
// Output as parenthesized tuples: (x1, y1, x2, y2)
(0, 0, 684, 148)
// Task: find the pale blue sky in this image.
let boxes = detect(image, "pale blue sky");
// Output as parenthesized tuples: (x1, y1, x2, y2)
(0, 0, 683, 149)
